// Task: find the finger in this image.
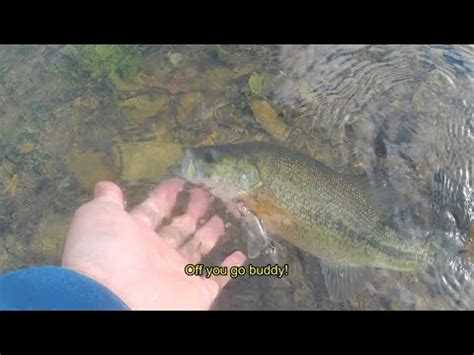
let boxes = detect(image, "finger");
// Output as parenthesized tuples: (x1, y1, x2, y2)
(129, 178, 184, 230)
(184, 187, 213, 221)
(159, 188, 211, 249)
(225, 200, 242, 219)
(94, 181, 124, 209)
(210, 251, 246, 290)
(178, 215, 225, 263)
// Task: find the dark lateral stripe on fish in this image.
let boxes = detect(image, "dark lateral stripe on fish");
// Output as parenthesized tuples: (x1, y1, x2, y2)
(322, 213, 424, 262)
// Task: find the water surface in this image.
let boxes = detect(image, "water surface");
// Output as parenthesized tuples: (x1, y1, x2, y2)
(0, 45, 472, 309)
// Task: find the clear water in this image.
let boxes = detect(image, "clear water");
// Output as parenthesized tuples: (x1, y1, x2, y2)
(0, 45, 472, 309)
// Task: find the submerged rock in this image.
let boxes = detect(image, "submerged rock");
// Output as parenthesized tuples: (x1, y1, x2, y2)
(138, 62, 235, 97)
(109, 72, 143, 92)
(0, 233, 28, 273)
(116, 140, 182, 182)
(35, 212, 70, 260)
(467, 224, 474, 259)
(66, 149, 120, 193)
(72, 96, 100, 110)
(3, 174, 20, 197)
(119, 94, 170, 125)
(18, 141, 36, 154)
(176, 91, 204, 125)
(139, 68, 200, 94)
(201, 67, 234, 93)
(250, 99, 289, 141)
(167, 52, 184, 67)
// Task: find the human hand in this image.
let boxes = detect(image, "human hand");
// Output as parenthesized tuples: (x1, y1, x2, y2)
(61, 178, 246, 310)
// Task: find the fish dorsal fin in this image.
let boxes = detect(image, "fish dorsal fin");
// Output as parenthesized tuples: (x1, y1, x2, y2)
(346, 174, 401, 224)
(320, 259, 373, 301)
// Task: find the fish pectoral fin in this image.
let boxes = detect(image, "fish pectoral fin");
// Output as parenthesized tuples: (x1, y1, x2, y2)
(239, 205, 271, 259)
(320, 259, 373, 302)
(244, 223, 270, 259)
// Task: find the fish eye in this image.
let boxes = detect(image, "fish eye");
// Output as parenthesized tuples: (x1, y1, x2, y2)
(203, 149, 218, 163)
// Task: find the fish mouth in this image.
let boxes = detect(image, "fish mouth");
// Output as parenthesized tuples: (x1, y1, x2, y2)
(180, 147, 199, 181)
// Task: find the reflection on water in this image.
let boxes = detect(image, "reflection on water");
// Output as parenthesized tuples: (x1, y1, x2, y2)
(0, 45, 472, 309)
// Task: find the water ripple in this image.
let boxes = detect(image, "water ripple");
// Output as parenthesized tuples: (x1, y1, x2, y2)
(271, 45, 474, 309)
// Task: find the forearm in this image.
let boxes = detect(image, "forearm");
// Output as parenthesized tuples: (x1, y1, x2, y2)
(0, 266, 129, 310)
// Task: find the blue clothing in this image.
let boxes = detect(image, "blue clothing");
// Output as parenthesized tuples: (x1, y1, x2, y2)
(0, 266, 129, 310)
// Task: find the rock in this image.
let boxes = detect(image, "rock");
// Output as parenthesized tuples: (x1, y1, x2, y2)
(176, 91, 204, 125)
(297, 80, 316, 103)
(233, 63, 258, 79)
(119, 95, 154, 110)
(0, 233, 28, 273)
(40, 118, 74, 156)
(199, 128, 220, 145)
(250, 99, 289, 141)
(3, 174, 19, 197)
(159, 80, 193, 95)
(135, 59, 209, 97)
(18, 142, 35, 154)
(72, 96, 100, 110)
(212, 46, 260, 70)
(168, 52, 184, 67)
(119, 94, 170, 125)
(138, 66, 200, 94)
(66, 149, 120, 193)
(116, 140, 182, 182)
(466, 224, 474, 259)
(35, 212, 70, 259)
(109, 72, 143, 92)
(289, 255, 315, 307)
(201, 67, 234, 93)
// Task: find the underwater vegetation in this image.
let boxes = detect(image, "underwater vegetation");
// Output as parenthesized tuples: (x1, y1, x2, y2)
(52, 45, 151, 88)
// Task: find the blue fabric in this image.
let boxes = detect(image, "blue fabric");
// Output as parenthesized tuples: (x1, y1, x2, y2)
(0, 266, 129, 310)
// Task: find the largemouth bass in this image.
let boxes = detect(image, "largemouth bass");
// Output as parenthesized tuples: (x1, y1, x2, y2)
(178, 142, 436, 300)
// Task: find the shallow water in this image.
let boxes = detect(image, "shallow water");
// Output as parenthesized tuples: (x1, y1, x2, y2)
(0, 45, 472, 309)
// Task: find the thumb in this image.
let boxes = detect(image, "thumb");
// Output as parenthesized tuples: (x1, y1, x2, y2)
(93, 181, 125, 209)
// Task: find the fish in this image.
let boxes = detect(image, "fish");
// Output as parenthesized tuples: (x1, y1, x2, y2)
(178, 141, 438, 301)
